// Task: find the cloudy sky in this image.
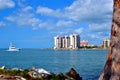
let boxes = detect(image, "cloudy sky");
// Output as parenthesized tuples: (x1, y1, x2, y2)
(0, 0, 113, 48)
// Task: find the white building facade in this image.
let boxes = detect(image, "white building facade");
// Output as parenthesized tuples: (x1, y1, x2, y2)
(54, 34, 80, 49)
(103, 39, 110, 49)
(54, 36, 63, 49)
(70, 34, 80, 49)
(65, 36, 70, 48)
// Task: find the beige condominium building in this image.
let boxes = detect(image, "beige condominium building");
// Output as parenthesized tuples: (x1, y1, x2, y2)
(54, 34, 80, 49)
(103, 39, 110, 49)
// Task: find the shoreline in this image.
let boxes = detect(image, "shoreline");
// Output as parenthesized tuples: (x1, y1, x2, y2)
(0, 47, 109, 50)
(0, 66, 82, 80)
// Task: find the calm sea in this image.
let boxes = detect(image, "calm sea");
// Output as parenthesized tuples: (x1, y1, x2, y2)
(0, 49, 108, 80)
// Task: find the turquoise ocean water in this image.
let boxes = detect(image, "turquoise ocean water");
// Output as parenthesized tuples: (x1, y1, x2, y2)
(0, 49, 108, 80)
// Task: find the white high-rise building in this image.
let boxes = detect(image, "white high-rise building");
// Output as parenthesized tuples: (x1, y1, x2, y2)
(70, 34, 80, 49)
(54, 36, 63, 49)
(65, 36, 70, 48)
(62, 37, 65, 48)
(54, 34, 80, 49)
(103, 39, 110, 49)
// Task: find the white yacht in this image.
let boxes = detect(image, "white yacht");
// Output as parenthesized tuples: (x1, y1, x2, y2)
(8, 43, 19, 51)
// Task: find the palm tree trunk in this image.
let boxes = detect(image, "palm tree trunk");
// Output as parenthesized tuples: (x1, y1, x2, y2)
(99, 0, 120, 80)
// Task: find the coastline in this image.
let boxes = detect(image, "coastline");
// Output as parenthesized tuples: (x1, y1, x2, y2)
(0, 66, 82, 80)
(0, 47, 109, 51)
(53, 48, 108, 50)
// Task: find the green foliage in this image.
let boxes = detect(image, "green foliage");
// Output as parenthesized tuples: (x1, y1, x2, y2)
(80, 45, 98, 49)
(0, 69, 29, 76)
(46, 73, 66, 80)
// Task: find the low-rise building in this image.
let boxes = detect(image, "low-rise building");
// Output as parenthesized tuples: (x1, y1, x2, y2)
(80, 40, 88, 47)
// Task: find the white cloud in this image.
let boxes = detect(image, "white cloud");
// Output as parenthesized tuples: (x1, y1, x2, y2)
(0, 21, 6, 27)
(50, 28, 74, 35)
(6, 12, 41, 29)
(5, 6, 47, 30)
(36, 6, 62, 17)
(65, 0, 113, 22)
(0, 0, 15, 9)
(74, 28, 83, 34)
(86, 22, 111, 44)
(88, 32, 110, 42)
(36, 0, 113, 27)
(88, 22, 111, 32)
(56, 20, 76, 27)
(36, 0, 113, 23)
(74, 22, 111, 44)
(90, 34, 99, 39)
(37, 6, 54, 14)
(22, 6, 33, 12)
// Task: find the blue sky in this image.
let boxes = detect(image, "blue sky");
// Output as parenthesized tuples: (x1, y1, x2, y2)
(0, 0, 113, 48)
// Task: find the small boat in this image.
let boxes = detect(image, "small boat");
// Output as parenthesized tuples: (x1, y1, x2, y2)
(7, 43, 19, 51)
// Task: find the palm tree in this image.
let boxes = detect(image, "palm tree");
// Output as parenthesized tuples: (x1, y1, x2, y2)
(99, 0, 120, 80)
